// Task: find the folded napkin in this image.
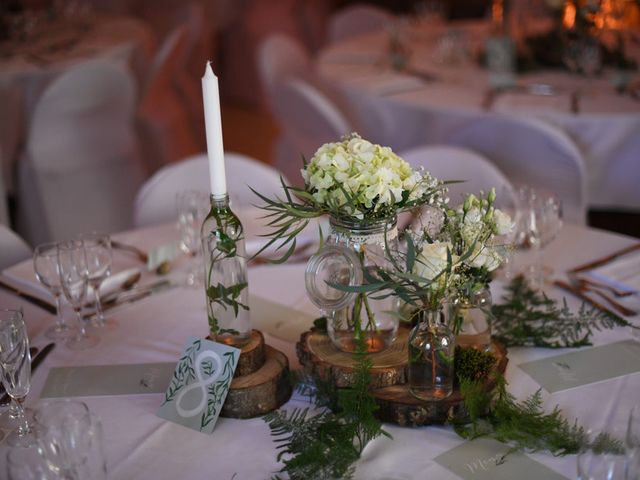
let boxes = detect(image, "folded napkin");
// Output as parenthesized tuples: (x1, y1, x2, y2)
(586, 248, 640, 294)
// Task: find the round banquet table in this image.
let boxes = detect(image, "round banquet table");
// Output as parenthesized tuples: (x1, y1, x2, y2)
(0, 14, 155, 193)
(0, 221, 638, 479)
(317, 19, 640, 211)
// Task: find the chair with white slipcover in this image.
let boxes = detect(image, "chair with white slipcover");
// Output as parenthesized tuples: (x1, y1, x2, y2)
(270, 78, 353, 187)
(327, 4, 394, 44)
(16, 60, 147, 245)
(0, 225, 31, 271)
(399, 145, 514, 207)
(257, 33, 311, 111)
(137, 24, 199, 172)
(133, 152, 286, 228)
(447, 114, 587, 224)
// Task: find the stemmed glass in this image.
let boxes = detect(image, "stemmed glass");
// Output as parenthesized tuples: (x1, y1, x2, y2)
(79, 232, 116, 329)
(33, 242, 72, 340)
(34, 399, 107, 479)
(57, 240, 99, 350)
(0, 309, 34, 447)
(176, 190, 209, 287)
(628, 405, 640, 479)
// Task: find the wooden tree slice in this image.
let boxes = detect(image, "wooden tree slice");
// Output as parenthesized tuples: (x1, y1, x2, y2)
(208, 330, 265, 377)
(221, 345, 292, 419)
(296, 328, 410, 389)
(372, 341, 509, 427)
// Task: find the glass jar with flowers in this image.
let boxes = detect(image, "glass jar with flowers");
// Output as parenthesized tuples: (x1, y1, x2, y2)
(253, 133, 446, 353)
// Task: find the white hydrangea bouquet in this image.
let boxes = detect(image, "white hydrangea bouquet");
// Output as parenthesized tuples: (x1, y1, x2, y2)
(253, 133, 446, 261)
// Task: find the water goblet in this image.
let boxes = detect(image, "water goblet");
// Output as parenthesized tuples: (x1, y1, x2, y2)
(577, 428, 629, 480)
(34, 399, 107, 480)
(78, 232, 116, 329)
(57, 240, 99, 350)
(0, 309, 35, 447)
(627, 405, 640, 480)
(7, 445, 58, 480)
(33, 242, 72, 340)
(176, 190, 209, 287)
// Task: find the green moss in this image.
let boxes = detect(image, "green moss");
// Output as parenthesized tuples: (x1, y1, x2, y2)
(455, 346, 497, 382)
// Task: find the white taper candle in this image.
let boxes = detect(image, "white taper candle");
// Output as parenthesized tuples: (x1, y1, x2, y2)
(202, 62, 227, 197)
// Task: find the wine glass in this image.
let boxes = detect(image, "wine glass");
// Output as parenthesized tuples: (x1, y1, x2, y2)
(628, 405, 640, 479)
(34, 400, 107, 480)
(6, 445, 57, 480)
(577, 428, 629, 480)
(78, 232, 116, 329)
(176, 190, 209, 287)
(33, 242, 72, 340)
(0, 309, 34, 447)
(57, 240, 99, 350)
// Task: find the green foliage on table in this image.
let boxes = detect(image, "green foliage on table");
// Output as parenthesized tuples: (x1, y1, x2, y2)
(453, 374, 624, 462)
(492, 276, 634, 348)
(264, 337, 389, 480)
(454, 346, 497, 382)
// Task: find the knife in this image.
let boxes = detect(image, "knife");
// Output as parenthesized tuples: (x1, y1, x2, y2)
(0, 278, 56, 315)
(0, 343, 55, 404)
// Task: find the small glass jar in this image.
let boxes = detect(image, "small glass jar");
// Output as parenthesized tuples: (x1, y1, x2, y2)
(408, 306, 455, 401)
(201, 194, 251, 346)
(450, 287, 492, 352)
(305, 215, 399, 353)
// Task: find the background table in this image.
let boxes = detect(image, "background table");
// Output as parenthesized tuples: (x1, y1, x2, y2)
(317, 20, 640, 210)
(0, 222, 638, 479)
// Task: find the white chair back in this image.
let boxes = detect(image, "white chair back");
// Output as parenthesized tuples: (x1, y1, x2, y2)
(133, 152, 286, 228)
(448, 114, 587, 224)
(17, 60, 146, 245)
(271, 78, 352, 186)
(595, 131, 640, 210)
(257, 33, 311, 107)
(400, 145, 514, 207)
(328, 4, 394, 43)
(0, 224, 31, 271)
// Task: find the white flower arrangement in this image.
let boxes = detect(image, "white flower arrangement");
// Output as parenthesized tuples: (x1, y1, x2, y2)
(410, 189, 514, 306)
(300, 134, 444, 221)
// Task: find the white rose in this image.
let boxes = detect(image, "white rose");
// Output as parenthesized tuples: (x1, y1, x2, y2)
(414, 241, 452, 281)
(470, 246, 502, 272)
(493, 209, 514, 236)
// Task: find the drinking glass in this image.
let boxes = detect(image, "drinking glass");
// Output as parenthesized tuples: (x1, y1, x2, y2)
(0, 309, 34, 447)
(57, 240, 99, 350)
(577, 427, 629, 480)
(176, 190, 209, 287)
(34, 400, 107, 480)
(7, 445, 58, 480)
(78, 232, 116, 329)
(628, 406, 640, 480)
(33, 243, 72, 340)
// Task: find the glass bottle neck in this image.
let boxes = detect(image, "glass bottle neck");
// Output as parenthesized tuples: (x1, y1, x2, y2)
(209, 194, 229, 209)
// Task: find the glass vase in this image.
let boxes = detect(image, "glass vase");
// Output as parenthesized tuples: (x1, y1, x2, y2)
(408, 306, 455, 401)
(201, 194, 251, 346)
(450, 288, 492, 352)
(305, 215, 399, 353)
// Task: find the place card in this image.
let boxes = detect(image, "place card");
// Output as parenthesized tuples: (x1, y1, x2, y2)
(249, 295, 315, 343)
(40, 363, 176, 398)
(519, 340, 640, 394)
(434, 437, 568, 480)
(157, 337, 240, 434)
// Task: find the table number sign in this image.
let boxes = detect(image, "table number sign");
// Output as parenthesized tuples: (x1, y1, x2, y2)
(157, 336, 240, 433)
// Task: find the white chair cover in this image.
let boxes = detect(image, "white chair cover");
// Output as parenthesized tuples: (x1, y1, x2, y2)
(448, 114, 588, 224)
(133, 152, 286, 228)
(257, 33, 311, 110)
(595, 131, 640, 210)
(399, 145, 514, 207)
(0, 224, 31, 271)
(271, 78, 352, 186)
(16, 60, 146, 245)
(328, 4, 394, 44)
(137, 25, 199, 172)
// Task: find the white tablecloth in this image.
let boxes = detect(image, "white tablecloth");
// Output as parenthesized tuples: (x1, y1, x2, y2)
(317, 20, 640, 211)
(0, 222, 639, 479)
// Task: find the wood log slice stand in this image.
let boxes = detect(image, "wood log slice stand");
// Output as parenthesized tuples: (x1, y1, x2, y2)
(297, 328, 508, 427)
(208, 330, 292, 419)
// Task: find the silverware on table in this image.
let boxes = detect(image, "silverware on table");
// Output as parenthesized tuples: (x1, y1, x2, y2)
(554, 280, 636, 317)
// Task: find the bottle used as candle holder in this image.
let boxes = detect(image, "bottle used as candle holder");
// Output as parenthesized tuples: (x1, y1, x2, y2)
(451, 287, 493, 352)
(201, 194, 251, 346)
(408, 305, 455, 401)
